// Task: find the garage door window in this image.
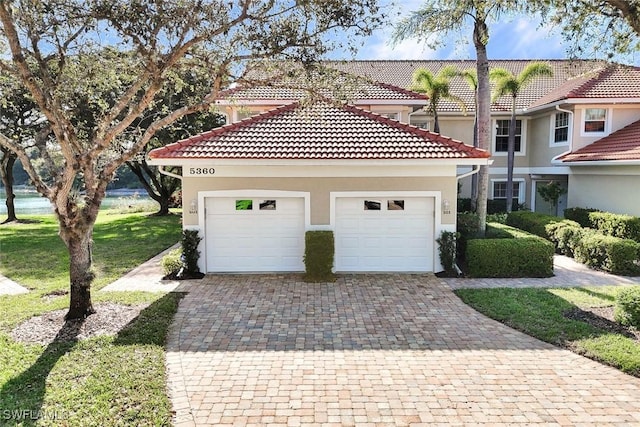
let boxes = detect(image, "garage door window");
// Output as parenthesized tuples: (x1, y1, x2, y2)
(259, 200, 276, 210)
(388, 200, 405, 210)
(235, 200, 253, 210)
(364, 200, 381, 210)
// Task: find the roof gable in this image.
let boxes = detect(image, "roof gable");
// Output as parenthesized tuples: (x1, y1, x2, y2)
(149, 101, 489, 161)
(531, 65, 640, 108)
(559, 118, 640, 163)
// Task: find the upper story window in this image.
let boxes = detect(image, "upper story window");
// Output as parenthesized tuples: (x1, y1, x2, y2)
(379, 112, 399, 121)
(495, 119, 522, 152)
(583, 108, 607, 133)
(553, 112, 570, 144)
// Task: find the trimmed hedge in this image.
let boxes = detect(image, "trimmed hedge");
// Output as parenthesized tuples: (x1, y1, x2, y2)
(466, 223, 554, 278)
(457, 212, 480, 259)
(572, 228, 640, 276)
(588, 211, 640, 242)
(303, 230, 335, 282)
(506, 210, 565, 240)
(614, 286, 640, 328)
(458, 198, 521, 214)
(564, 207, 600, 227)
(546, 221, 582, 256)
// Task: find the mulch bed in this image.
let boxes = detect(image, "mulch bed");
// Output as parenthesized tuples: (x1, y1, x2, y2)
(11, 302, 149, 345)
(564, 305, 640, 342)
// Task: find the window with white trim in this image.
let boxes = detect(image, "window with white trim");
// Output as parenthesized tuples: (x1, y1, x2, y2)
(379, 112, 399, 121)
(492, 180, 525, 203)
(583, 108, 607, 133)
(553, 112, 569, 144)
(494, 119, 522, 152)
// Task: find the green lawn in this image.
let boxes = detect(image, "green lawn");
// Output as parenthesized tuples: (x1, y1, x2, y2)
(456, 286, 640, 377)
(0, 211, 182, 425)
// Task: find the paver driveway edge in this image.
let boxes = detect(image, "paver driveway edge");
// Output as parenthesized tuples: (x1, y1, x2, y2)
(165, 274, 640, 426)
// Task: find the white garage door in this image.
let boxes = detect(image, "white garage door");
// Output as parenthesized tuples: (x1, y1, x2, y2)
(205, 197, 305, 272)
(335, 197, 434, 272)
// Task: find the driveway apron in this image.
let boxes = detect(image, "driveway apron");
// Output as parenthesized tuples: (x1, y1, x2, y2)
(166, 274, 640, 426)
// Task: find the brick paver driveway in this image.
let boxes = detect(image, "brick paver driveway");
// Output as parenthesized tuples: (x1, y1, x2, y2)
(166, 274, 640, 426)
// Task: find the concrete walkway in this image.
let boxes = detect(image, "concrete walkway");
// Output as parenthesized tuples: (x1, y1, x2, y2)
(445, 255, 640, 289)
(0, 274, 28, 295)
(100, 244, 182, 293)
(166, 274, 640, 426)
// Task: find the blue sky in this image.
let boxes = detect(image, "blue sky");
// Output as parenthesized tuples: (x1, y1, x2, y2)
(333, 3, 640, 66)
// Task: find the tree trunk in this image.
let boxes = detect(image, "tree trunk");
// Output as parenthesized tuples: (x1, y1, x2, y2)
(474, 19, 491, 234)
(0, 150, 18, 223)
(505, 98, 517, 214)
(60, 223, 96, 320)
(470, 112, 479, 211)
(126, 160, 177, 216)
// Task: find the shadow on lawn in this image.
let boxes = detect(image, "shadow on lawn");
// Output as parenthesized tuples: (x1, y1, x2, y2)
(0, 323, 80, 426)
(0, 292, 184, 426)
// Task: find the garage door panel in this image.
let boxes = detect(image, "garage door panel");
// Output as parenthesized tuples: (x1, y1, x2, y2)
(335, 197, 434, 272)
(206, 197, 305, 272)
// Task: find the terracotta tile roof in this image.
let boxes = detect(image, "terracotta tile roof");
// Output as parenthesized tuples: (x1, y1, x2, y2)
(531, 65, 640, 108)
(219, 71, 427, 103)
(149, 101, 489, 161)
(558, 119, 640, 162)
(325, 59, 605, 112)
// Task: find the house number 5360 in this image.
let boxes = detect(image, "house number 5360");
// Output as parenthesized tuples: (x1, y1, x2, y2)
(189, 167, 216, 175)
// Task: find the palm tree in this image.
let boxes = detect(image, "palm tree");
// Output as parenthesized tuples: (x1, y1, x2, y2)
(392, 0, 525, 233)
(490, 62, 553, 213)
(411, 66, 466, 134)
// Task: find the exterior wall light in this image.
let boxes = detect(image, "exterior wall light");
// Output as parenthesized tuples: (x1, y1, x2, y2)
(189, 199, 198, 214)
(442, 199, 451, 215)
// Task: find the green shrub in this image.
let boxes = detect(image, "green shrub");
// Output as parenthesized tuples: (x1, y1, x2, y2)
(486, 212, 508, 224)
(589, 211, 640, 242)
(614, 287, 640, 328)
(458, 198, 472, 212)
(487, 198, 522, 214)
(564, 207, 599, 227)
(457, 212, 480, 259)
(545, 220, 582, 254)
(506, 210, 563, 240)
(437, 231, 458, 273)
(181, 229, 202, 274)
(304, 231, 335, 282)
(466, 223, 554, 278)
(161, 248, 182, 276)
(573, 229, 640, 276)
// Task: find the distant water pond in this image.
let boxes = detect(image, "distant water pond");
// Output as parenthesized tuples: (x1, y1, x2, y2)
(0, 189, 156, 215)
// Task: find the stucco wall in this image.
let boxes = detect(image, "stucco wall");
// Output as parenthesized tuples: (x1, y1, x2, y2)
(181, 175, 458, 227)
(528, 114, 573, 167)
(568, 167, 640, 216)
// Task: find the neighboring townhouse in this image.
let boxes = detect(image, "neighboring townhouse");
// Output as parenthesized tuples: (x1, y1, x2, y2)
(329, 60, 640, 216)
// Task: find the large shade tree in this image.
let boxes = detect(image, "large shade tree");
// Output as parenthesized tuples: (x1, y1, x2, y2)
(535, 0, 640, 58)
(0, 71, 49, 223)
(0, 0, 382, 320)
(392, 0, 523, 233)
(490, 62, 553, 213)
(411, 66, 466, 134)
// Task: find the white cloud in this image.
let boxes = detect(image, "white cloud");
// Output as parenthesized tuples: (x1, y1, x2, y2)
(488, 17, 566, 59)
